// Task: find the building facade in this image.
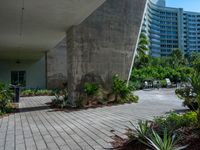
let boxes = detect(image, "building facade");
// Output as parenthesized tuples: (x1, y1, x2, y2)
(143, 0, 200, 57)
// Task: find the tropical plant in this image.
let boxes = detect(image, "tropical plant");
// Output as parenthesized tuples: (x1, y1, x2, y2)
(191, 57, 200, 125)
(51, 89, 68, 108)
(133, 120, 151, 142)
(125, 94, 139, 103)
(171, 48, 185, 68)
(83, 83, 99, 96)
(112, 75, 131, 101)
(146, 129, 187, 150)
(131, 65, 192, 90)
(134, 32, 150, 68)
(137, 32, 149, 55)
(0, 83, 14, 114)
(154, 112, 197, 133)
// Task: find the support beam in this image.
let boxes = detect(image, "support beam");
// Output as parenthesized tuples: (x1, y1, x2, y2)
(67, 0, 147, 105)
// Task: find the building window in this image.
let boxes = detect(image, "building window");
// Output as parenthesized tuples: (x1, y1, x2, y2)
(11, 71, 26, 87)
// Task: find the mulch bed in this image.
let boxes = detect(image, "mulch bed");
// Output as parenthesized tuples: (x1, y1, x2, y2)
(177, 127, 200, 150)
(111, 135, 147, 150)
(47, 101, 135, 112)
(185, 138, 200, 150)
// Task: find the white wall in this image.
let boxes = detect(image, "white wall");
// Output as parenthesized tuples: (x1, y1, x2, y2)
(0, 57, 46, 89)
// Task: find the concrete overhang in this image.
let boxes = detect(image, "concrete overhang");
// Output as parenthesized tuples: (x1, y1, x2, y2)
(0, 0, 105, 60)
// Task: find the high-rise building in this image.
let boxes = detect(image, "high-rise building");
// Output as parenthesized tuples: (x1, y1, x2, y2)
(143, 0, 200, 57)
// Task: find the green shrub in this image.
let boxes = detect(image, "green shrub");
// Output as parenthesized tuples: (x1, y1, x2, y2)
(0, 83, 14, 115)
(112, 75, 131, 101)
(124, 94, 139, 103)
(83, 83, 99, 96)
(131, 57, 193, 89)
(129, 81, 142, 90)
(160, 80, 167, 88)
(191, 57, 200, 125)
(154, 112, 197, 133)
(111, 75, 139, 104)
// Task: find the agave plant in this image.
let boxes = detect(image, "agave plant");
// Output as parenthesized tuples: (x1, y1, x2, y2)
(131, 120, 151, 144)
(146, 129, 187, 150)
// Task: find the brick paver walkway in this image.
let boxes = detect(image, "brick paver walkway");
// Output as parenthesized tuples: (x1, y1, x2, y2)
(0, 89, 186, 150)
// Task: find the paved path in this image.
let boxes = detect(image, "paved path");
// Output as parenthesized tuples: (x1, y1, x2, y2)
(0, 89, 186, 150)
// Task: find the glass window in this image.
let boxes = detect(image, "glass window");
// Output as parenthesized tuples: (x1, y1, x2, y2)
(11, 71, 26, 87)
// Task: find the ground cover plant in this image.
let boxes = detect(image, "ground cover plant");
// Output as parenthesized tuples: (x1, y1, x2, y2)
(21, 89, 54, 97)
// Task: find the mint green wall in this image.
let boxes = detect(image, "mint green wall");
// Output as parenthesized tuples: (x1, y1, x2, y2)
(0, 57, 46, 89)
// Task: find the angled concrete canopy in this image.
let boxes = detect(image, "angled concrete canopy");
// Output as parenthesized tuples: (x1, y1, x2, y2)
(0, 0, 105, 60)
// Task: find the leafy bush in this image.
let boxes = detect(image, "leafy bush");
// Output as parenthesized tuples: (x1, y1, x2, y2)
(111, 75, 139, 104)
(83, 83, 99, 96)
(191, 56, 200, 125)
(131, 54, 193, 90)
(0, 83, 14, 115)
(126, 95, 139, 103)
(131, 66, 192, 90)
(112, 75, 131, 101)
(154, 112, 197, 133)
(160, 80, 167, 88)
(129, 81, 142, 90)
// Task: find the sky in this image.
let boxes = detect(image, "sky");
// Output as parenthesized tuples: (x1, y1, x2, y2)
(166, 0, 200, 12)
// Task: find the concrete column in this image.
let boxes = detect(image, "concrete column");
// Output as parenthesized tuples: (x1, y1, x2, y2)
(66, 0, 147, 105)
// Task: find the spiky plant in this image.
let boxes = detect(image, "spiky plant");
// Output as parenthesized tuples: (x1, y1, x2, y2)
(146, 129, 187, 150)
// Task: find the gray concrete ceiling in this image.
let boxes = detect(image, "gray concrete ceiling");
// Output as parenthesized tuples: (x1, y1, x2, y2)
(0, 0, 105, 59)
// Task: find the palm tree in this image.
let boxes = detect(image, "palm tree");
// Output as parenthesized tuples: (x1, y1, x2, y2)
(137, 32, 149, 56)
(134, 32, 150, 68)
(171, 48, 184, 68)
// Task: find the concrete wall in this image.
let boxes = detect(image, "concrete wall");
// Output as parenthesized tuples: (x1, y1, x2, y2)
(66, 0, 147, 104)
(0, 57, 46, 89)
(46, 39, 67, 89)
